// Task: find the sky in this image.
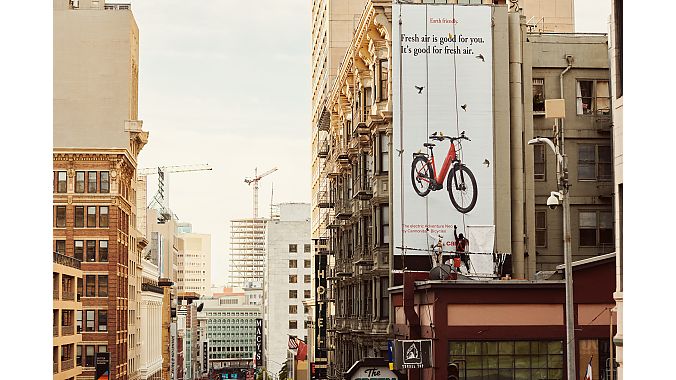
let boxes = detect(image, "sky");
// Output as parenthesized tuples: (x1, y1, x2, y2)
(130, 0, 611, 287)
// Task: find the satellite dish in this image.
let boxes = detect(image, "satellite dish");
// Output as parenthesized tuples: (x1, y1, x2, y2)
(429, 265, 453, 280)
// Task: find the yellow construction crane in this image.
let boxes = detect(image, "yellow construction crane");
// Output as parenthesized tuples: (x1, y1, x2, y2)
(244, 167, 277, 218)
(138, 164, 212, 221)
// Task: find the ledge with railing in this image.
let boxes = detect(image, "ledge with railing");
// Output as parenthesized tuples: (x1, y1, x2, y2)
(53, 252, 82, 270)
(61, 358, 74, 371)
(62, 325, 75, 336)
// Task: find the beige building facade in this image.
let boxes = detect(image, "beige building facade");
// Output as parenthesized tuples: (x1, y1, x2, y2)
(609, 0, 623, 378)
(311, 1, 614, 377)
(177, 233, 212, 296)
(53, 252, 84, 380)
(54, 1, 148, 380)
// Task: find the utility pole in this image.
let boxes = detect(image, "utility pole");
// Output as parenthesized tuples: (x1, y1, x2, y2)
(528, 98, 576, 380)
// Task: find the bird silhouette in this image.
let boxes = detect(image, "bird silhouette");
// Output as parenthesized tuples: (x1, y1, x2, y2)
(475, 54, 485, 62)
(460, 104, 467, 111)
(483, 159, 490, 167)
(448, 33, 454, 40)
(396, 148, 404, 156)
(415, 86, 424, 94)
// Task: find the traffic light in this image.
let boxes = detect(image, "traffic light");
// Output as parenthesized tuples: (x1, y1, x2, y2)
(448, 363, 460, 380)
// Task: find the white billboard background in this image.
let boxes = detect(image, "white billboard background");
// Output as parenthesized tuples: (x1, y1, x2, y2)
(392, 4, 495, 270)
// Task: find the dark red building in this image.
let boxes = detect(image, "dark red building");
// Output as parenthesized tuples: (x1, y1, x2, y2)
(391, 253, 617, 380)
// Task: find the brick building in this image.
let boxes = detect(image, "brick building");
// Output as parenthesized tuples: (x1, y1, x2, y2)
(53, 1, 149, 379)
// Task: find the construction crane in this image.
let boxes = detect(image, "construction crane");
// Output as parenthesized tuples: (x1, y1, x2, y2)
(138, 164, 212, 222)
(244, 167, 277, 219)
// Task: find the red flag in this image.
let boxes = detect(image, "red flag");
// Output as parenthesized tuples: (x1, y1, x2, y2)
(296, 339, 308, 361)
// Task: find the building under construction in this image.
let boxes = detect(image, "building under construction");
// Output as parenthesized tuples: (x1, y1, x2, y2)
(228, 218, 268, 288)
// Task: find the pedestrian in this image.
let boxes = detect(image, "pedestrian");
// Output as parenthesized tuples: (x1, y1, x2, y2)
(454, 225, 470, 272)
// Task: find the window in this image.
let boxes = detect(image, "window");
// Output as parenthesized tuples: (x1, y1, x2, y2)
(579, 211, 614, 247)
(304, 244, 311, 253)
(534, 143, 546, 181)
(304, 289, 311, 299)
(379, 59, 389, 101)
(76, 345, 82, 366)
(56, 206, 66, 228)
(98, 345, 108, 353)
(289, 290, 297, 299)
(289, 244, 298, 253)
(100, 172, 110, 193)
(576, 80, 610, 115)
(304, 275, 311, 284)
(304, 259, 311, 268)
(85, 345, 95, 367)
(99, 206, 109, 227)
(86, 241, 96, 262)
(449, 340, 564, 380)
(533, 78, 545, 113)
(87, 172, 97, 193)
(98, 275, 108, 297)
(289, 260, 297, 268)
(57, 171, 67, 193)
(535, 210, 547, 247)
(380, 277, 389, 319)
(289, 320, 298, 329)
(75, 171, 85, 193)
(55, 240, 66, 255)
(85, 311, 95, 332)
(578, 144, 612, 181)
(364, 87, 372, 117)
(77, 311, 82, 333)
(379, 133, 389, 174)
(289, 275, 298, 284)
(289, 305, 298, 314)
(98, 310, 107, 331)
(380, 205, 390, 245)
(85, 275, 96, 297)
(74, 240, 84, 261)
(99, 241, 108, 262)
(74, 206, 84, 228)
(87, 206, 96, 227)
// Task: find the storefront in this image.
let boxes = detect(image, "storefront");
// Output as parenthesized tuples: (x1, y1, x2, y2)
(391, 253, 617, 380)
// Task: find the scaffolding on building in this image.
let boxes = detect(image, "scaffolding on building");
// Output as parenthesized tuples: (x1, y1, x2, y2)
(228, 218, 268, 289)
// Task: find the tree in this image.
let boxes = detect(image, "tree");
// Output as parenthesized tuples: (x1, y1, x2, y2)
(278, 361, 289, 380)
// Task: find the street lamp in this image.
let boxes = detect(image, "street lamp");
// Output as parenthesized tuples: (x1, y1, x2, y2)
(528, 135, 576, 380)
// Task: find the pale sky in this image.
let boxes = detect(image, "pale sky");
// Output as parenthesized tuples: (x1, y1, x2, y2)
(130, 0, 611, 287)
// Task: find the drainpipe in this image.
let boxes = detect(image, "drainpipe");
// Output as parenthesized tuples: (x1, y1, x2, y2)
(559, 56, 573, 153)
(508, 10, 525, 278)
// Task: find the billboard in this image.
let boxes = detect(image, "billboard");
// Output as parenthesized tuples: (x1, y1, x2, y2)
(392, 3, 495, 266)
(95, 352, 110, 380)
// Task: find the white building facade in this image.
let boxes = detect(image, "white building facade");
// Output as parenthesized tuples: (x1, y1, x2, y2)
(139, 260, 163, 380)
(263, 203, 313, 375)
(199, 291, 263, 371)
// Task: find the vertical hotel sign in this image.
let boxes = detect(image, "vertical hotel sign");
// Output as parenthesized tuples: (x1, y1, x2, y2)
(255, 318, 263, 367)
(392, 3, 495, 256)
(314, 253, 327, 379)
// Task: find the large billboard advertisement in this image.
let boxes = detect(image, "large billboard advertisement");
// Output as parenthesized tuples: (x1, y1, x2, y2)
(392, 3, 495, 269)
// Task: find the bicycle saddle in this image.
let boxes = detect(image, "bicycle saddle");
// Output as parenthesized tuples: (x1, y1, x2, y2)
(423, 142, 435, 148)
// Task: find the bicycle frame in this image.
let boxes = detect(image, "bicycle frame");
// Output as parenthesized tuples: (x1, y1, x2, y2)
(429, 140, 458, 185)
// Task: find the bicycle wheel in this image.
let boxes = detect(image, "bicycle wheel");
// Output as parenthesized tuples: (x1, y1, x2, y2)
(447, 164, 478, 213)
(411, 155, 434, 196)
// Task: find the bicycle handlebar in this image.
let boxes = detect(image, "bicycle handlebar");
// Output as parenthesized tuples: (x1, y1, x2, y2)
(428, 131, 471, 142)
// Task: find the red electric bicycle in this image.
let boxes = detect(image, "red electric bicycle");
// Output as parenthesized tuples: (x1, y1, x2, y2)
(410, 131, 478, 214)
